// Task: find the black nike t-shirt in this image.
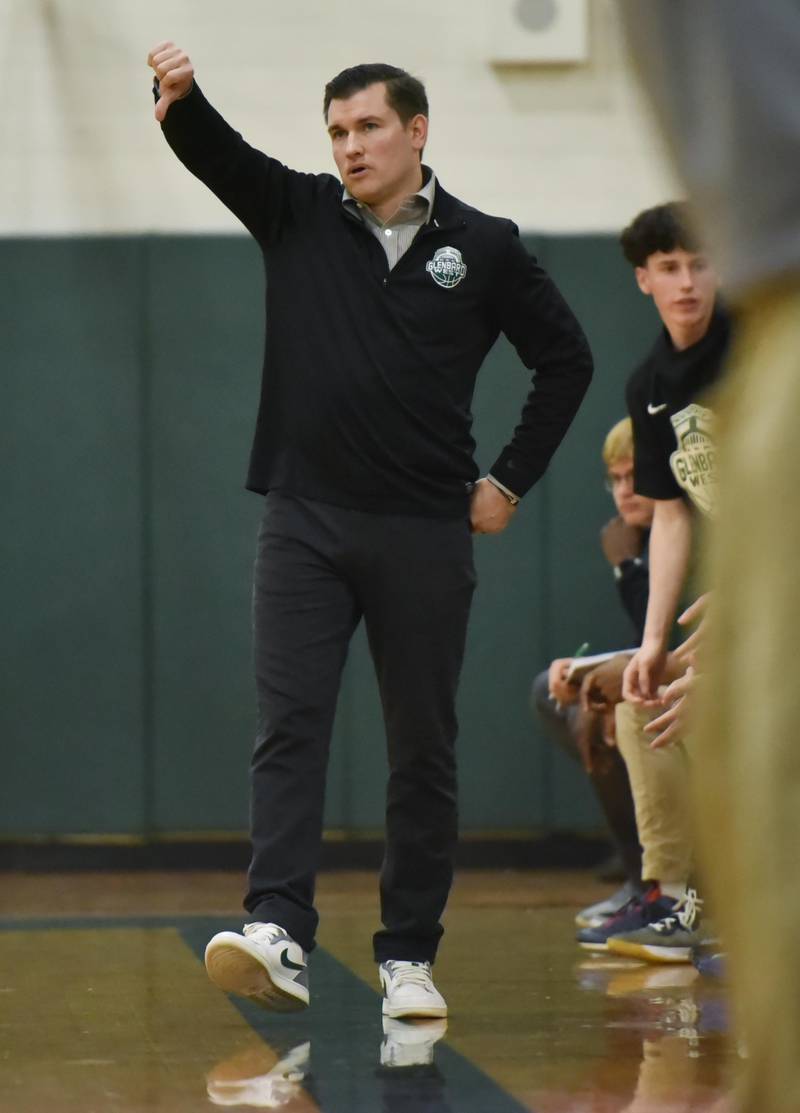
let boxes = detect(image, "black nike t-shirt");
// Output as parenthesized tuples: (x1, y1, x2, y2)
(625, 307, 733, 516)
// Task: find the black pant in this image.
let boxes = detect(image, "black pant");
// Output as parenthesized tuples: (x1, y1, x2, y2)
(531, 670, 642, 884)
(244, 493, 476, 963)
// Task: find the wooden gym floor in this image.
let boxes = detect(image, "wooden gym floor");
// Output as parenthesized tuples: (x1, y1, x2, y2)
(0, 870, 737, 1112)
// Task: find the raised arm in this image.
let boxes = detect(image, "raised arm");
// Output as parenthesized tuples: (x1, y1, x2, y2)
(146, 42, 318, 245)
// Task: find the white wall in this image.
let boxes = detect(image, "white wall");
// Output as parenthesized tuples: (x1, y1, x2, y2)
(2, 0, 680, 235)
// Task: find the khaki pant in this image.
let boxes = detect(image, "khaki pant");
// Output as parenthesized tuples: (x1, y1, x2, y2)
(615, 701, 693, 886)
(693, 284, 800, 1113)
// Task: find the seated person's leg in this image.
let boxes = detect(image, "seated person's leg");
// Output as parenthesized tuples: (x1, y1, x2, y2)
(532, 669, 643, 923)
(614, 700, 692, 897)
(582, 700, 706, 963)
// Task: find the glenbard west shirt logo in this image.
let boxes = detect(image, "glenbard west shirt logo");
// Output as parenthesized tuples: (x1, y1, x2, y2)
(426, 246, 467, 289)
(669, 403, 717, 517)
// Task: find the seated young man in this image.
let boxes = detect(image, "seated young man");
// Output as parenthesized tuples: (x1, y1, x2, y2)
(578, 201, 732, 962)
(532, 417, 653, 928)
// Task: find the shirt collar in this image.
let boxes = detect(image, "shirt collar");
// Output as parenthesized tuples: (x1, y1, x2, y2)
(342, 165, 436, 226)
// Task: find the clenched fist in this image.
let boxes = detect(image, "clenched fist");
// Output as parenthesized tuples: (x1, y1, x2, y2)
(147, 42, 194, 122)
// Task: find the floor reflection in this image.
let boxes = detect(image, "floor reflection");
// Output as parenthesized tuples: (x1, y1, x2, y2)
(380, 1017, 448, 1069)
(205, 1019, 452, 1111)
(565, 956, 733, 1113)
(203, 1028, 506, 1113)
(206, 1040, 313, 1108)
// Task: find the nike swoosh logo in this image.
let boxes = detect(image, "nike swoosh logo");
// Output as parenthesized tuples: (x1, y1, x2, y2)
(647, 403, 668, 415)
(280, 948, 306, 972)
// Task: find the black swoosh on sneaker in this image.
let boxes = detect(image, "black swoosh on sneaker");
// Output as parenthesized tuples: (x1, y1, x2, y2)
(280, 948, 306, 972)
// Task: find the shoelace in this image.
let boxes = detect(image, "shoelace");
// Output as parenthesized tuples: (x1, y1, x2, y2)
(387, 961, 433, 989)
(244, 923, 288, 946)
(655, 888, 703, 933)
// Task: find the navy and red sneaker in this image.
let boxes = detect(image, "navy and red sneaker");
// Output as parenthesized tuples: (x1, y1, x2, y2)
(576, 885, 678, 952)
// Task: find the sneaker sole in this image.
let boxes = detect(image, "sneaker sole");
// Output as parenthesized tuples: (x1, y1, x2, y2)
(607, 939, 692, 964)
(577, 940, 610, 953)
(382, 999, 448, 1019)
(205, 933, 309, 1011)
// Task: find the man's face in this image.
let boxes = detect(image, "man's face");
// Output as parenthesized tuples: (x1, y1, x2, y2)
(607, 457, 655, 528)
(327, 82, 427, 211)
(635, 248, 718, 337)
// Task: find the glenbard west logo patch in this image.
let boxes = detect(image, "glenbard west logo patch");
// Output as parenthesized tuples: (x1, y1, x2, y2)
(669, 403, 717, 517)
(426, 246, 467, 289)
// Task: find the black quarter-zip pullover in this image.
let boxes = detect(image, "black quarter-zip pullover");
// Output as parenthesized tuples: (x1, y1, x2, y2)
(160, 84, 593, 516)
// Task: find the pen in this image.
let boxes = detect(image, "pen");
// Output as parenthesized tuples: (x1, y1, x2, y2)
(553, 642, 590, 711)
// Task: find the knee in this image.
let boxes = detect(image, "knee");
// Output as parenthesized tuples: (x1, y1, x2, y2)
(615, 700, 662, 760)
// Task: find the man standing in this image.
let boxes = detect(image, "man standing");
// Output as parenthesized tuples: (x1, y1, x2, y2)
(146, 43, 592, 1019)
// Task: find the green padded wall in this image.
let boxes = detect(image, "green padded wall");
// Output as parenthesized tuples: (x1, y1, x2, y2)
(144, 237, 263, 833)
(2, 240, 146, 834)
(0, 234, 660, 838)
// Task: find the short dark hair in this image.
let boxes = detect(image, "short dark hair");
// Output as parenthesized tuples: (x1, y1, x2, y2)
(620, 202, 704, 268)
(323, 63, 428, 123)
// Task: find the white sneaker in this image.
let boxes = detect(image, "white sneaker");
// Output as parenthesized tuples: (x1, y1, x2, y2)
(380, 1017, 447, 1068)
(379, 960, 447, 1019)
(574, 881, 638, 929)
(205, 923, 310, 1012)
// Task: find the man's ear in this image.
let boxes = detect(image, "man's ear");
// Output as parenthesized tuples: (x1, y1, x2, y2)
(409, 113, 428, 153)
(634, 265, 652, 296)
